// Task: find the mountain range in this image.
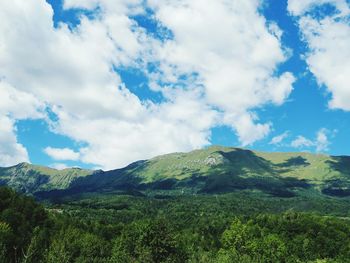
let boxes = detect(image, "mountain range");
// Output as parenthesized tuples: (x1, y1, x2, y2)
(1, 146, 350, 200)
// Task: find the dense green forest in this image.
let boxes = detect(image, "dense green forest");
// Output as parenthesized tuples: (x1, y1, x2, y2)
(2, 187, 350, 262)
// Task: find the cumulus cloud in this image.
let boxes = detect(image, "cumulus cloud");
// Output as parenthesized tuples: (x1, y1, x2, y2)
(44, 147, 80, 161)
(287, 0, 349, 16)
(148, 0, 295, 143)
(224, 113, 271, 146)
(0, 81, 44, 120)
(0, 0, 294, 169)
(270, 131, 290, 145)
(290, 128, 331, 152)
(291, 136, 314, 149)
(288, 0, 350, 110)
(50, 163, 69, 170)
(0, 81, 44, 166)
(315, 128, 330, 152)
(0, 117, 29, 166)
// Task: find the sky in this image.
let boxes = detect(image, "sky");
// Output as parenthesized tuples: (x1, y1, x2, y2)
(0, 0, 349, 170)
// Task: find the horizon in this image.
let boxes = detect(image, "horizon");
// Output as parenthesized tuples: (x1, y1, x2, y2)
(1, 0, 349, 170)
(1, 144, 343, 170)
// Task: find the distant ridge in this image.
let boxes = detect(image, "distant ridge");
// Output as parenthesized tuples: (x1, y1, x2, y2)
(1, 146, 350, 199)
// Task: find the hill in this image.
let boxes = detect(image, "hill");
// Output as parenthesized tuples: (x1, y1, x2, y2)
(2, 146, 350, 262)
(1, 146, 350, 199)
(0, 162, 93, 193)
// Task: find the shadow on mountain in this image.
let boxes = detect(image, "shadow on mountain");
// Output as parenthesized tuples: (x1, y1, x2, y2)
(35, 149, 311, 200)
(199, 149, 311, 197)
(322, 179, 350, 197)
(321, 157, 350, 197)
(277, 156, 310, 168)
(0, 179, 7, 187)
(326, 156, 350, 175)
(199, 173, 310, 198)
(35, 161, 148, 200)
(5, 169, 50, 194)
(218, 149, 275, 174)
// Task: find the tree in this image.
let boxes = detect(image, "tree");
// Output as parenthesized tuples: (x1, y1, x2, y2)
(0, 221, 12, 261)
(110, 219, 187, 263)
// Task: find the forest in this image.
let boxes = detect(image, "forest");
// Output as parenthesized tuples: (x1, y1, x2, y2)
(2, 187, 350, 262)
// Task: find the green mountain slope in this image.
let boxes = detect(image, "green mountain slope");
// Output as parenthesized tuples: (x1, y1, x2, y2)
(0, 162, 93, 193)
(1, 146, 350, 198)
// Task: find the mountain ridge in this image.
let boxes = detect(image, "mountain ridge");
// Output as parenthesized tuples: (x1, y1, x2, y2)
(1, 146, 350, 199)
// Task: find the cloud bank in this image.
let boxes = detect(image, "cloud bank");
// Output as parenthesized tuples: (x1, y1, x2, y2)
(0, 0, 295, 168)
(288, 0, 350, 110)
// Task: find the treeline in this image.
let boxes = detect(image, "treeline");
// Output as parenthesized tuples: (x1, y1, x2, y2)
(2, 187, 350, 262)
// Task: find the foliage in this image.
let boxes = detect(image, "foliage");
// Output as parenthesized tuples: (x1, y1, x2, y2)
(110, 219, 186, 262)
(0, 187, 50, 263)
(218, 212, 350, 262)
(2, 187, 350, 262)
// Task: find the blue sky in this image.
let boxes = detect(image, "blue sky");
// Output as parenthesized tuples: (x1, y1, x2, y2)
(1, 0, 349, 169)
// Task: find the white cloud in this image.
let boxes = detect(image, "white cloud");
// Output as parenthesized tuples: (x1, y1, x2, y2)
(291, 136, 314, 149)
(315, 128, 330, 152)
(50, 163, 69, 170)
(0, 81, 44, 120)
(287, 0, 349, 16)
(288, 0, 350, 111)
(223, 112, 271, 146)
(290, 128, 331, 152)
(0, 117, 29, 166)
(270, 131, 290, 145)
(0, 0, 294, 169)
(44, 147, 80, 161)
(147, 0, 295, 144)
(0, 81, 44, 166)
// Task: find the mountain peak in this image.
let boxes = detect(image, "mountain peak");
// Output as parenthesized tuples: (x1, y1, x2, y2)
(15, 162, 32, 169)
(1, 147, 349, 198)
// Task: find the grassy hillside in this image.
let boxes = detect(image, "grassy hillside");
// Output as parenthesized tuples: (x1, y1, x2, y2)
(2, 146, 350, 199)
(140, 146, 346, 182)
(0, 162, 93, 193)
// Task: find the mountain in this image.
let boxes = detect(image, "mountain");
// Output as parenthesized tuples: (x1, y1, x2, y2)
(0, 162, 93, 193)
(1, 146, 350, 199)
